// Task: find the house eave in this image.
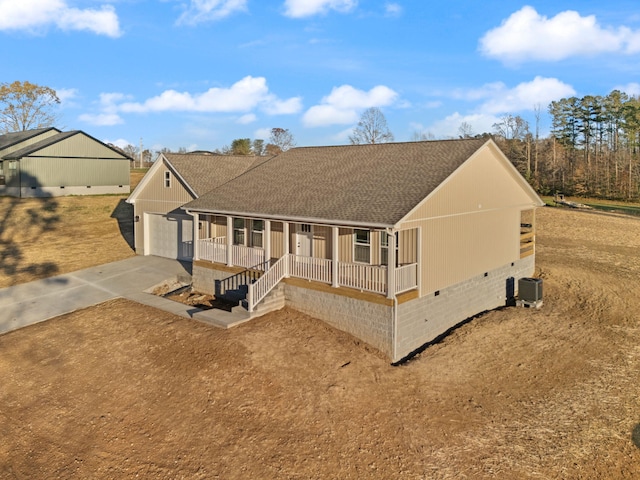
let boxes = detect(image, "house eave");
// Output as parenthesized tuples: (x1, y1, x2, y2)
(184, 207, 394, 230)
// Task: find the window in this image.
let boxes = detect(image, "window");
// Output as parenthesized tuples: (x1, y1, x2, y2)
(164, 171, 171, 188)
(354, 229, 371, 263)
(233, 218, 245, 245)
(9, 161, 17, 170)
(251, 220, 264, 248)
(0, 161, 3, 175)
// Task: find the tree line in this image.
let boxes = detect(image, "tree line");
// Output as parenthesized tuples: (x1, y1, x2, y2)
(491, 91, 640, 200)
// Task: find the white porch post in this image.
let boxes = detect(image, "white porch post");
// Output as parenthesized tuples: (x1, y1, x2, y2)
(192, 213, 199, 261)
(387, 231, 396, 299)
(283, 222, 290, 255)
(226, 216, 233, 267)
(283, 222, 290, 277)
(332, 226, 339, 288)
(264, 219, 271, 270)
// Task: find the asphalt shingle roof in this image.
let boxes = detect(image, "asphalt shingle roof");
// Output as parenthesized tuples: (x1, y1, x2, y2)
(164, 153, 268, 197)
(184, 138, 488, 227)
(0, 127, 60, 151)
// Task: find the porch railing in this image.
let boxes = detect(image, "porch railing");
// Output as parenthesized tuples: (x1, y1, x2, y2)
(395, 263, 418, 294)
(289, 255, 332, 284)
(199, 241, 418, 308)
(197, 239, 266, 270)
(198, 238, 226, 264)
(247, 254, 290, 312)
(338, 262, 387, 295)
(232, 244, 266, 271)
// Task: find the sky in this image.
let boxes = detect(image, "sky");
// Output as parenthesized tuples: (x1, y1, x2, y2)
(3, 0, 640, 153)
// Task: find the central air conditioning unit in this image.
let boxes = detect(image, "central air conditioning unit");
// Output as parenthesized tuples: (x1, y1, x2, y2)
(517, 277, 543, 308)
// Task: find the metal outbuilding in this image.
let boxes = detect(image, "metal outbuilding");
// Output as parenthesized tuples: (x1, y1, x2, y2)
(0, 128, 131, 197)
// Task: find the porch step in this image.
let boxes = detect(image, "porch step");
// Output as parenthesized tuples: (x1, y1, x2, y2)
(192, 305, 252, 329)
(239, 282, 286, 317)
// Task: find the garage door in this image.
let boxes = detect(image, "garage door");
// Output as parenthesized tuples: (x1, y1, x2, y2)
(146, 213, 193, 260)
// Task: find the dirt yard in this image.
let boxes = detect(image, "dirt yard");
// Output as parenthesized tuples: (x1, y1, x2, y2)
(1, 206, 640, 478)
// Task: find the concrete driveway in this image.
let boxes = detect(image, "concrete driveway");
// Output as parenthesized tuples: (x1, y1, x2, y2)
(0, 256, 252, 336)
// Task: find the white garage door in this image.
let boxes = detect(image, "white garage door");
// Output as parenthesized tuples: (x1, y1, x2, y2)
(147, 213, 193, 260)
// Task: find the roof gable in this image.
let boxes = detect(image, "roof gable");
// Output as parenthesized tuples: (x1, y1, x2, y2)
(0, 127, 62, 156)
(185, 139, 489, 226)
(401, 141, 543, 223)
(127, 153, 263, 203)
(3, 131, 130, 160)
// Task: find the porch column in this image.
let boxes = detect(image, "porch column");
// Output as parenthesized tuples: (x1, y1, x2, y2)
(264, 219, 271, 270)
(332, 226, 339, 288)
(283, 222, 290, 255)
(226, 216, 233, 267)
(283, 222, 290, 277)
(386, 231, 396, 299)
(192, 213, 199, 261)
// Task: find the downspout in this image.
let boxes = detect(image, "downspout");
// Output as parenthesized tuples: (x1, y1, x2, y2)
(387, 227, 398, 363)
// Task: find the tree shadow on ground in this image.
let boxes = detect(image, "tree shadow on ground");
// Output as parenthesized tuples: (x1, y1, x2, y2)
(110, 199, 135, 250)
(0, 172, 60, 286)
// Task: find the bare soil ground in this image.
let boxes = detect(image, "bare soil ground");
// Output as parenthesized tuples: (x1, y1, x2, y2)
(1, 205, 640, 478)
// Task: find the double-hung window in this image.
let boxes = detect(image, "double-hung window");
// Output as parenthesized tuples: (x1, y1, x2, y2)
(251, 220, 264, 248)
(354, 229, 371, 263)
(233, 218, 245, 245)
(164, 171, 171, 188)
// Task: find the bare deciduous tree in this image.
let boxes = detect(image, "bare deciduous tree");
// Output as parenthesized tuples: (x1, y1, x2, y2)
(349, 107, 394, 145)
(267, 128, 296, 154)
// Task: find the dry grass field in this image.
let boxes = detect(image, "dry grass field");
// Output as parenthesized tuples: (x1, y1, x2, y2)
(0, 170, 146, 288)
(1, 188, 640, 478)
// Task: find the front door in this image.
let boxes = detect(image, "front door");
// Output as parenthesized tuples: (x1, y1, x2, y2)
(296, 224, 313, 257)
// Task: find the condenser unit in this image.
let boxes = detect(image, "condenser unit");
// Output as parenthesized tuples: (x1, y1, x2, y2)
(518, 277, 543, 308)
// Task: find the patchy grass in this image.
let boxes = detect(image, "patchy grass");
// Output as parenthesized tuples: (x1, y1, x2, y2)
(0, 171, 145, 288)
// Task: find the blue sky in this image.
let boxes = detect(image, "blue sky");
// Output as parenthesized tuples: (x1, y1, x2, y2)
(3, 0, 640, 152)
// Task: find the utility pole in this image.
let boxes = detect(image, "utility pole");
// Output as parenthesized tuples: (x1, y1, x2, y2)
(139, 138, 143, 168)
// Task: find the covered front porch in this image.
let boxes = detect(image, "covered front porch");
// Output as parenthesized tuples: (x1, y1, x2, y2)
(189, 215, 419, 312)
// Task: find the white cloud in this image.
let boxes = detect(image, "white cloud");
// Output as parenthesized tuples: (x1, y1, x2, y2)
(468, 77, 576, 114)
(283, 0, 356, 18)
(119, 76, 300, 116)
(302, 84, 398, 127)
(480, 6, 640, 62)
(177, 0, 247, 26)
(385, 2, 402, 17)
(237, 113, 257, 124)
(78, 112, 123, 126)
(262, 96, 303, 115)
(104, 138, 131, 149)
(0, 0, 121, 37)
(426, 113, 501, 139)
(254, 128, 272, 140)
(615, 82, 640, 96)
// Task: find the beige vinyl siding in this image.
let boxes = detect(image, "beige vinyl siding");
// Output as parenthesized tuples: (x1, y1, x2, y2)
(400, 143, 534, 295)
(211, 216, 227, 239)
(312, 226, 332, 259)
(270, 222, 284, 258)
(397, 229, 418, 265)
(338, 228, 353, 262)
(132, 160, 197, 254)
